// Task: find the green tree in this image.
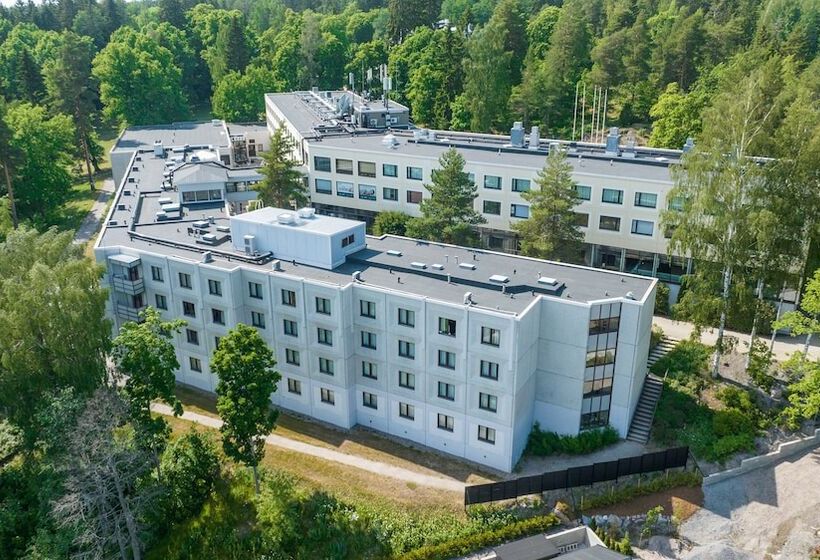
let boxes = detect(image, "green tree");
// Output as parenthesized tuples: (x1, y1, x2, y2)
(158, 0, 187, 29)
(648, 83, 707, 149)
(92, 26, 189, 125)
(780, 356, 820, 429)
(774, 269, 820, 357)
(159, 429, 220, 520)
(0, 227, 109, 448)
(255, 126, 308, 209)
(211, 323, 280, 494)
(4, 102, 75, 224)
(210, 12, 252, 84)
(406, 28, 464, 128)
(512, 149, 584, 262)
(212, 67, 278, 122)
(0, 98, 21, 228)
(112, 307, 186, 472)
(42, 30, 99, 192)
(388, 0, 441, 43)
(461, 17, 512, 131)
(406, 148, 485, 245)
(373, 210, 411, 236)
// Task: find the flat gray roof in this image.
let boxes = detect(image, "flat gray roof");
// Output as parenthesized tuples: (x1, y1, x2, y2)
(114, 121, 230, 152)
(232, 207, 360, 235)
(226, 122, 268, 136)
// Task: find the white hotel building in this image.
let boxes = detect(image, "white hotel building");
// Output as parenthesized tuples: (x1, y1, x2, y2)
(97, 138, 657, 472)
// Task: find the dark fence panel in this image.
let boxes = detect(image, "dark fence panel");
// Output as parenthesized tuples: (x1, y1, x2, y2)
(464, 446, 689, 506)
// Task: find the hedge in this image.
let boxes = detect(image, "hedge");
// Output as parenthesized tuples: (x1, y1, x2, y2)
(578, 470, 702, 511)
(397, 514, 560, 560)
(525, 423, 620, 456)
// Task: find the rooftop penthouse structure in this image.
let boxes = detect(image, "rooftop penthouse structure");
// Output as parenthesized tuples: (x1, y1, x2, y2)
(95, 141, 657, 472)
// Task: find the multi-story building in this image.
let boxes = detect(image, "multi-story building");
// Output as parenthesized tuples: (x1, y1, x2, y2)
(266, 90, 691, 298)
(95, 142, 657, 472)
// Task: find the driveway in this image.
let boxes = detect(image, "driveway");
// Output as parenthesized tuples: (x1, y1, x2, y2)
(680, 446, 820, 559)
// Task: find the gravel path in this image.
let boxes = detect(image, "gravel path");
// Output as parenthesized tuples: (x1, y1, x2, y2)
(74, 178, 114, 245)
(680, 446, 820, 559)
(151, 403, 466, 493)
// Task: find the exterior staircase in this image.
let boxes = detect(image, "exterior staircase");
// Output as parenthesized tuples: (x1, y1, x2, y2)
(626, 374, 665, 444)
(647, 335, 679, 369)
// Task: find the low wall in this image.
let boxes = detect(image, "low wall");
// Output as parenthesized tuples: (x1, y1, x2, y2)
(703, 428, 820, 486)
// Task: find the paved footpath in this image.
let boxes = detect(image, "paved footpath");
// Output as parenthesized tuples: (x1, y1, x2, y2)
(151, 403, 465, 493)
(74, 178, 115, 245)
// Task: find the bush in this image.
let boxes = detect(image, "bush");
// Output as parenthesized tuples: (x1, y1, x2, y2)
(650, 325, 665, 350)
(650, 339, 711, 378)
(397, 515, 559, 560)
(712, 409, 755, 438)
(708, 432, 755, 460)
(578, 471, 702, 511)
(525, 424, 620, 457)
(747, 339, 775, 392)
(158, 429, 221, 521)
(655, 282, 670, 315)
(373, 211, 412, 236)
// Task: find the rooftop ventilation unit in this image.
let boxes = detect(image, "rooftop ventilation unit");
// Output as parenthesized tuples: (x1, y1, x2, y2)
(537, 276, 558, 286)
(382, 133, 399, 148)
(529, 126, 540, 150)
(352, 271, 362, 282)
(431, 264, 444, 270)
(463, 292, 474, 305)
(211, 119, 221, 127)
(272, 260, 282, 271)
(153, 140, 164, 157)
(410, 262, 427, 269)
(459, 262, 476, 270)
(386, 250, 402, 256)
(625, 291, 635, 300)
(489, 275, 510, 283)
(243, 235, 256, 255)
(297, 207, 316, 219)
(683, 137, 695, 153)
(510, 122, 525, 148)
(201, 252, 213, 263)
(605, 127, 621, 156)
(277, 212, 296, 225)
(413, 129, 429, 140)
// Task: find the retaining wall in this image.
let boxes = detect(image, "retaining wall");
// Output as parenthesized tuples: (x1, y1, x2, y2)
(703, 428, 820, 486)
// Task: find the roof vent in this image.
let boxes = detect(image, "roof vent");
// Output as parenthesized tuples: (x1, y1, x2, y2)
(537, 276, 558, 286)
(386, 250, 402, 256)
(683, 137, 695, 153)
(413, 129, 429, 140)
(297, 207, 316, 219)
(510, 122, 525, 148)
(211, 119, 221, 127)
(489, 275, 509, 283)
(410, 262, 427, 269)
(201, 252, 213, 263)
(153, 140, 165, 157)
(626, 291, 635, 300)
(459, 262, 476, 270)
(277, 212, 297, 225)
(431, 264, 444, 270)
(117, 204, 126, 211)
(463, 292, 474, 305)
(352, 271, 362, 282)
(108, 220, 118, 226)
(529, 126, 540, 150)
(272, 259, 282, 271)
(382, 133, 398, 147)
(605, 127, 620, 156)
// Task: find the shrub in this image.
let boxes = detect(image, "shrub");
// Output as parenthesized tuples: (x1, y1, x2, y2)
(747, 339, 775, 391)
(373, 211, 412, 236)
(650, 324, 665, 350)
(707, 432, 755, 460)
(578, 471, 702, 511)
(525, 424, 620, 457)
(655, 282, 670, 316)
(397, 514, 559, 560)
(712, 409, 755, 438)
(159, 429, 221, 521)
(650, 339, 711, 378)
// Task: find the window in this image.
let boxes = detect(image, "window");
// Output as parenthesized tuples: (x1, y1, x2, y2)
(315, 297, 331, 315)
(483, 200, 501, 215)
(399, 370, 415, 390)
(478, 425, 496, 444)
(398, 308, 415, 327)
(189, 357, 202, 372)
(399, 402, 415, 420)
(512, 178, 531, 192)
(248, 282, 262, 299)
(341, 233, 355, 247)
(178, 272, 192, 289)
(281, 289, 296, 307)
(362, 392, 378, 409)
(358, 161, 376, 177)
(127, 266, 141, 281)
(186, 329, 199, 345)
(586, 349, 616, 367)
(576, 185, 592, 200)
(319, 357, 334, 375)
(438, 350, 456, 369)
(317, 327, 332, 345)
(155, 294, 167, 310)
(360, 300, 376, 318)
(479, 392, 498, 412)
(383, 187, 398, 201)
(438, 382, 455, 400)
(398, 340, 415, 359)
(182, 301, 196, 317)
(438, 317, 457, 337)
(406, 166, 423, 180)
(634, 192, 657, 208)
(589, 317, 620, 335)
(151, 266, 163, 282)
(336, 181, 354, 197)
(285, 348, 300, 366)
(602, 188, 623, 204)
(320, 388, 335, 405)
(510, 204, 529, 218)
(287, 378, 302, 395)
(283, 319, 298, 336)
(668, 196, 684, 211)
(361, 361, 377, 379)
(437, 414, 454, 432)
(358, 184, 377, 200)
(599, 216, 621, 231)
(214, 336, 221, 349)
(335, 158, 353, 174)
(631, 219, 654, 236)
(467, 172, 476, 185)
(314, 156, 331, 172)
(212, 308, 225, 325)
(480, 360, 499, 380)
(483, 175, 502, 190)
(481, 327, 500, 347)
(315, 178, 332, 194)
(407, 190, 422, 204)
(208, 279, 222, 296)
(361, 331, 377, 350)
(382, 163, 398, 177)
(574, 212, 590, 227)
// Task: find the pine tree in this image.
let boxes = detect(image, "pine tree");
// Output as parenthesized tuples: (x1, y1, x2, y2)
(512, 149, 584, 262)
(255, 126, 308, 209)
